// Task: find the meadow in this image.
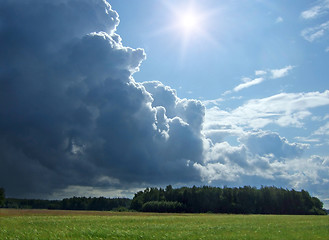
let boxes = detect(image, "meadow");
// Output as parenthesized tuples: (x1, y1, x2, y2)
(0, 209, 328, 240)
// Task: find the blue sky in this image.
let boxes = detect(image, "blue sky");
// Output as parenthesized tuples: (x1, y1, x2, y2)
(112, 0, 329, 206)
(110, 0, 329, 149)
(111, 0, 328, 97)
(0, 0, 328, 208)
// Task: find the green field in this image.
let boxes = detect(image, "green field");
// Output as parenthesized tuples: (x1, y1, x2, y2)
(0, 209, 328, 240)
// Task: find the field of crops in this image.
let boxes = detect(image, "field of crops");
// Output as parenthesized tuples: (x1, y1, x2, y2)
(0, 209, 328, 240)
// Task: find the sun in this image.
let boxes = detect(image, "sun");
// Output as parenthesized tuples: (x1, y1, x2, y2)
(153, 1, 218, 59)
(169, 3, 216, 47)
(179, 11, 199, 33)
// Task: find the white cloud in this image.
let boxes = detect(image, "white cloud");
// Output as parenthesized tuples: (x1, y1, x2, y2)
(199, 129, 328, 195)
(234, 91, 329, 128)
(301, 0, 329, 19)
(255, 70, 267, 76)
(275, 16, 283, 23)
(314, 122, 329, 135)
(194, 161, 242, 182)
(294, 136, 320, 143)
(222, 90, 232, 96)
(301, 1, 329, 51)
(302, 29, 325, 42)
(204, 91, 329, 130)
(233, 77, 264, 92)
(198, 127, 329, 207)
(302, 6, 323, 19)
(225, 65, 294, 94)
(230, 96, 243, 100)
(201, 91, 329, 207)
(295, 155, 329, 185)
(202, 98, 224, 107)
(301, 21, 329, 42)
(270, 65, 294, 79)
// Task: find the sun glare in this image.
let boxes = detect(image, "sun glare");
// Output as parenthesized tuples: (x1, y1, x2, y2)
(179, 12, 198, 33)
(155, 1, 218, 59)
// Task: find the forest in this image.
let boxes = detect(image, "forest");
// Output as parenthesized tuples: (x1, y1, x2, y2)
(131, 185, 327, 215)
(0, 186, 327, 215)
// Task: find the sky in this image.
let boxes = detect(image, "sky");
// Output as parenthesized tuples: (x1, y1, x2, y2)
(0, 0, 328, 208)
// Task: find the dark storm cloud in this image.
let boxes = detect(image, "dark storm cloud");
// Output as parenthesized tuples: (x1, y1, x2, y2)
(0, 0, 204, 198)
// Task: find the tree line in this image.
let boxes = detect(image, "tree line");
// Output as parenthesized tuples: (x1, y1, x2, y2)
(131, 185, 327, 215)
(0, 187, 5, 207)
(1, 187, 131, 211)
(0, 186, 327, 215)
(2, 195, 131, 212)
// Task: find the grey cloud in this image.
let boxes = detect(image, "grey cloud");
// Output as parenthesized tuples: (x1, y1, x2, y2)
(240, 131, 308, 159)
(0, 0, 203, 198)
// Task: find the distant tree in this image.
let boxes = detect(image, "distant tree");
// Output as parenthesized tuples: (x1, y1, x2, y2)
(141, 201, 185, 213)
(3, 196, 130, 211)
(0, 188, 5, 207)
(60, 196, 131, 211)
(165, 185, 173, 201)
(130, 191, 145, 211)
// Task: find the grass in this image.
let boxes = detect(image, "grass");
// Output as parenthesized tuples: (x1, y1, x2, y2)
(0, 209, 328, 240)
